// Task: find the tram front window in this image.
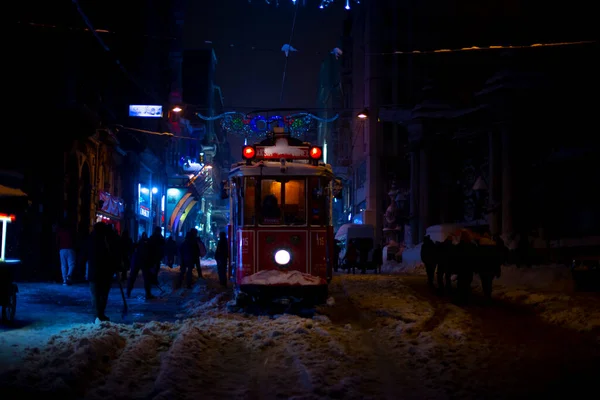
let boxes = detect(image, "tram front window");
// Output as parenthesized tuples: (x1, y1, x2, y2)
(260, 178, 306, 225)
(243, 177, 257, 225)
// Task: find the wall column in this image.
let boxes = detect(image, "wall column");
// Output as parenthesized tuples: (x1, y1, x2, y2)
(408, 149, 420, 246)
(501, 126, 515, 239)
(418, 144, 431, 240)
(488, 130, 501, 235)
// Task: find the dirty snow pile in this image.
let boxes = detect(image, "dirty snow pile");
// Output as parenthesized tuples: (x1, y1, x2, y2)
(241, 269, 326, 285)
(0, 296, 413, 399)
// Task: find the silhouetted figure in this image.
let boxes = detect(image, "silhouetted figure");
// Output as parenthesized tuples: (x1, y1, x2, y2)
(262, 194, 281, 221)
(333, 239, 342, 272)
(477, 233, 497, 300)
(455, 232, 476, 304)
(127, 233, 154, 299)
(421, 235, 438, 288)
(165, 236, 177, 268)
(120, 230, 134, 281)
(215, 232, 229, 287)
(148, 226, 165, 284)
(436, 237, 454, 294)
(56, 219, 76, 285)
(196, 234, 207, 279)
(83, 222, 115, 322)
(180, 229, 200, 289)
(345, 239, 358, 274)
(372, 244, 383, 273)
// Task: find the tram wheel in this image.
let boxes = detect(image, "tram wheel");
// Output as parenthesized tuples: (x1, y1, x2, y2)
(1, 292, 16, 324)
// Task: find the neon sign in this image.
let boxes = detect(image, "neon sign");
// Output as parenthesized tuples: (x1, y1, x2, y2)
(139, 206, 150, 218)
(129, 105, 163, 118)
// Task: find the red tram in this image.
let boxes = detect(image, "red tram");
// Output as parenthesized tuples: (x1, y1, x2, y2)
(227, 127, 334, 306)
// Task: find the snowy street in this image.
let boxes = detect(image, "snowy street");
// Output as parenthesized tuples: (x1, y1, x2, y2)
(1, 261, 599, 399)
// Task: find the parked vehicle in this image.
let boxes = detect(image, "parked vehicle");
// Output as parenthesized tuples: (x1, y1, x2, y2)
(335, 223, 379, 274)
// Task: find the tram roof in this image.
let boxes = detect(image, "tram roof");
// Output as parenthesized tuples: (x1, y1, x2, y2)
(228, 161, 334, 178)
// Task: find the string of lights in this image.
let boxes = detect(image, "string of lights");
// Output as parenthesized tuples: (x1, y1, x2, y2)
(20, 19, 596, 57)
(248, 0, 361, 10)
(367, 40, 597, 56)
(113, 125, 200, 141)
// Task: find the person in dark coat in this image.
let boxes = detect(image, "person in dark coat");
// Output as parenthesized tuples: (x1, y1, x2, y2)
(345, 239, 358, 273)
(436, 236, 454, 294)
(120, 230, 134, 281)
(421, 235, 438, 288)
(455, 231, 476, 303)
(179, 229, 200, 289)
(215, 231, 229, 287)
(83, 222, 115, 322)
(148, 226, 165, 285)
(165, 235, 177, 268)
(127, 232, 155, 299)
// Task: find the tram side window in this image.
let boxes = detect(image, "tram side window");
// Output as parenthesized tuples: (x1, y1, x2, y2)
(243, 177, 256, 226)
(260, 179, 282, 224)
(309, 177, 327, 225)
(284, 179, 306, 225)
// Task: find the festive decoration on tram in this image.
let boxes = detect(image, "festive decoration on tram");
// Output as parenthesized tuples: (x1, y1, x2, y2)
(197, 111, 339, 139)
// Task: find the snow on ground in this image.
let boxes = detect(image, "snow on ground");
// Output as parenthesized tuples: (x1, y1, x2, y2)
(492, 265, 600, 333)
(384, 260, 600, 333)
(0, 258, 598, 399)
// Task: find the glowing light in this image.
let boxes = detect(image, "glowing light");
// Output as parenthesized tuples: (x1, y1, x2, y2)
(357, 108, 369, 119)
(345, 0, 350, 9)
(140, 187, 150, 194)
(172, 106, 182, 113)
(274, 249, 291, 265)
(152, 187, 158, 194)
(0, 214, 16, 262)
(309, 147, 323, 160)
(242, 146, 256, 159)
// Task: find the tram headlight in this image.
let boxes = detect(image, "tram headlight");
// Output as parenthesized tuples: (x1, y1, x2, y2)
(274, 249, 291, 266)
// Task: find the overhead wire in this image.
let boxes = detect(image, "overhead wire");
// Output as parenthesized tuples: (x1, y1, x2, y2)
(70, 0, 164, 104)
(279, 3, 300, 104)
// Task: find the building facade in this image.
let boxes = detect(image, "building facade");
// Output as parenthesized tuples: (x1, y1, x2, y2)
(340, 0, 598, 257)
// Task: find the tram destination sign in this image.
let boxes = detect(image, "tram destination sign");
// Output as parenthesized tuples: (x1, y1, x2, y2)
(255, 143, 310, 160)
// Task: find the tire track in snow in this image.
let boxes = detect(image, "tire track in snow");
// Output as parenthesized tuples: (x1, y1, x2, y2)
(84, 322, 180, 400)
(149, 320, 259, 400)
(327, 276, 446, 399)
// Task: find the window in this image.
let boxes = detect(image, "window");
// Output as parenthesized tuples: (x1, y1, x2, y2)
(309, 177, 327, 226)
(259, 178, 306, 225)
(243, 177, 256, 226)
(283, 179, 306, 225)
(260, 179, 282, 224)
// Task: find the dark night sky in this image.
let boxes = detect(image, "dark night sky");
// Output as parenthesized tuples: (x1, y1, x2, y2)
(184, 0, 348, 110)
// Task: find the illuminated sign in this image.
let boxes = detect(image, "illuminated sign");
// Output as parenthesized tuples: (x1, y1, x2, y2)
(129, 105, 163, 118)
(139, 206, 150, 218)
(255, 137, 310, 160)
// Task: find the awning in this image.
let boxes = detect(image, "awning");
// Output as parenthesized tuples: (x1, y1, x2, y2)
(0, 185, 27, 198)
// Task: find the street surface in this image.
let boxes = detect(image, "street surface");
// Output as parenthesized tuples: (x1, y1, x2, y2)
(1, 265, 599, 399)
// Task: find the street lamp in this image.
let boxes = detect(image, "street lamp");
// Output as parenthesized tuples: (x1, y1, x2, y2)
(172, 106, 182, 113)
(357, 108, 369, 119)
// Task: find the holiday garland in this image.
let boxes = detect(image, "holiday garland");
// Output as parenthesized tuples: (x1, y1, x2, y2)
(197, 112, 339, 138)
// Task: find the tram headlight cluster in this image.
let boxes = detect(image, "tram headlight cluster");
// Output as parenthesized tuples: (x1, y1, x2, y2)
(274, 249, 291, 266)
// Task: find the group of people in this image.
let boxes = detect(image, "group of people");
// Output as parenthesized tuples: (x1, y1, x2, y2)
(421, 231, 506, 302)
(56, 218, 231, 323)
(176, 229, 229, 289)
